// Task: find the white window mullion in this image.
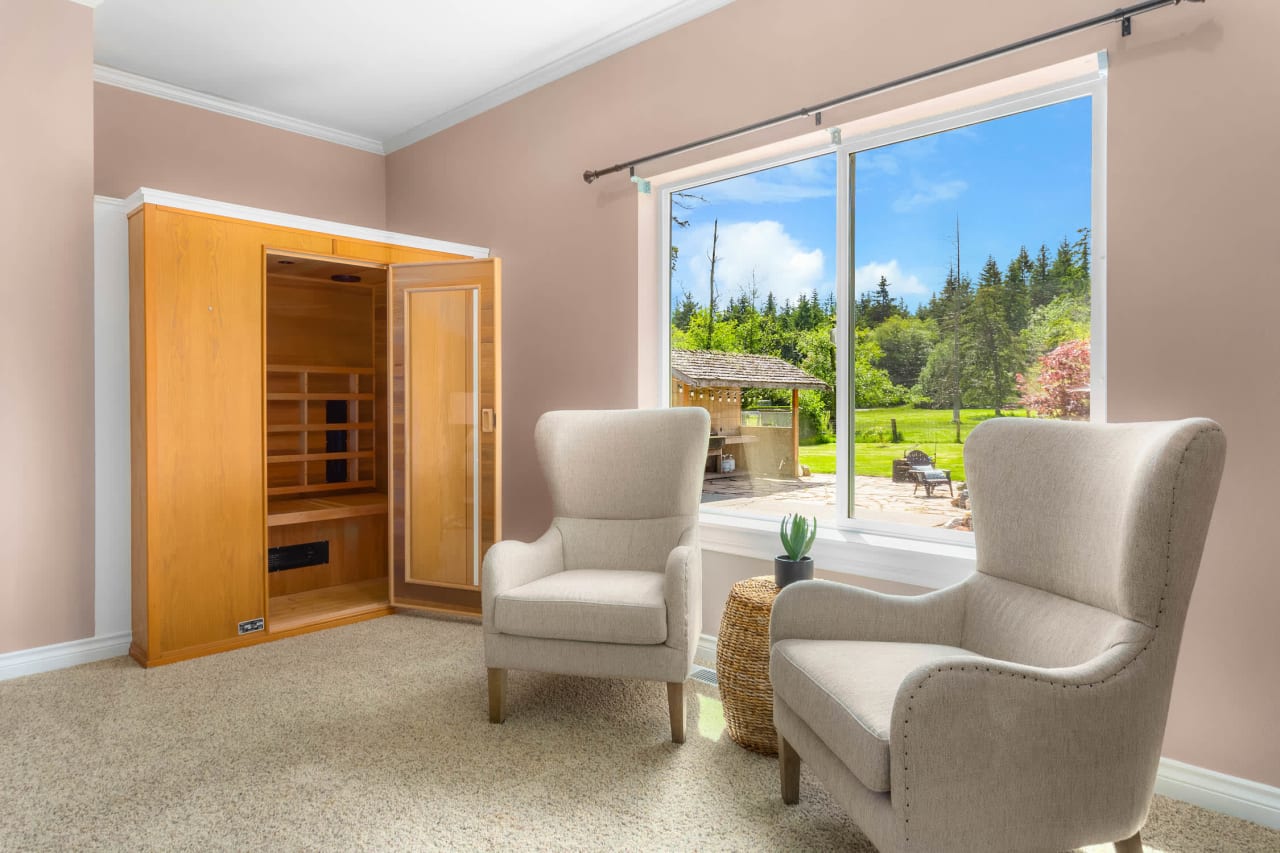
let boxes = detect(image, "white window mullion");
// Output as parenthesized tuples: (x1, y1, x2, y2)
(835, 149, 853, 524)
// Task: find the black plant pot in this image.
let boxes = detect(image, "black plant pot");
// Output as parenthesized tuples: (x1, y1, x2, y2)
(774, 556, 814, 589)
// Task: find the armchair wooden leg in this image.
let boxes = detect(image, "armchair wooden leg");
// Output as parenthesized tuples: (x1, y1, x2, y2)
(1114, 831, 1142, 853)
(667, 681, 686, 744)
(780, 735, 801, 804)
(488, 668, 507, 724)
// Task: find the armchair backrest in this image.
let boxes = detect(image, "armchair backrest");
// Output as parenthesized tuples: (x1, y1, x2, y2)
(964, 418, 1225, 647)
(535, 408, 710, 571)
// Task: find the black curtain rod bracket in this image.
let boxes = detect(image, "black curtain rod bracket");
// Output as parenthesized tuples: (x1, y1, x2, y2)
(582, 0, 1204, 184)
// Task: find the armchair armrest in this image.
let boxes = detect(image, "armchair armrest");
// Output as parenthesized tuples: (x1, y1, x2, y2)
(481, 527, 564, 632)
(888, 641, 1159, 851)
(770, 579, 965, 646)
(663, 527, 702, 656)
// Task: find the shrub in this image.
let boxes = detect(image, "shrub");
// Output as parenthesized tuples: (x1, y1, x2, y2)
(1020, 339, 1090, 419)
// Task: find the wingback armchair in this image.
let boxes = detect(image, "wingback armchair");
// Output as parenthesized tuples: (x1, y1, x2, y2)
(482, 407, 710, 742)
(770, 418, 1226, 853)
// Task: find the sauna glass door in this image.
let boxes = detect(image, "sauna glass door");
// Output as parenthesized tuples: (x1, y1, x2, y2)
(388, 259, 500, 612)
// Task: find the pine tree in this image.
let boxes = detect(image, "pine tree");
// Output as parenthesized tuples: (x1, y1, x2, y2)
(1074, 227, 1091, 279)
(1029, 243, 1054, 308)
(1003, 246, 1032, 333)
(1050, 237, 1077, 300)
(964, 281, 1021, 416)
(671, 289, 698, 330)
(979, 255, 1003, 290)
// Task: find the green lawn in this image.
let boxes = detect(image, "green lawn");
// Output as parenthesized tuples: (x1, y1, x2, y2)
(799, 405, 1029, 482)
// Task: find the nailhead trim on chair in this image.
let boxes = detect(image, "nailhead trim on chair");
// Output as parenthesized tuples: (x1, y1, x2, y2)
(897, 426, 1220, 847)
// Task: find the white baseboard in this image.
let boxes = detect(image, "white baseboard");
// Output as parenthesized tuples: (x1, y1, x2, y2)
(1155, 757, 1280, 829)
(696, 632, 1280, 829)
(696, 632, 718, 665)
(0, 632, 132, 682)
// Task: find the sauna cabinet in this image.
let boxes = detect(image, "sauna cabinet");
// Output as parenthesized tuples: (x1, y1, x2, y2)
(128, 191, 500, 666)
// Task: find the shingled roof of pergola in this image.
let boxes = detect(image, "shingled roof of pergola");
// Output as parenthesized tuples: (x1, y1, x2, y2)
(670, 349, 828, 391)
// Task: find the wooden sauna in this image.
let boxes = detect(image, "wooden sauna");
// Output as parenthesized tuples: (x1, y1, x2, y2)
(127, 191, 500, 666)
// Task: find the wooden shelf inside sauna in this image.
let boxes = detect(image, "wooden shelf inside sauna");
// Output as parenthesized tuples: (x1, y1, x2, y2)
(267, 492, 389, 527)
(265, 364, 378, 498)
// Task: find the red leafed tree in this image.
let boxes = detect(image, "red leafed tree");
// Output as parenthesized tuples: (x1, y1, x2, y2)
(1020, 339, 1090, 419)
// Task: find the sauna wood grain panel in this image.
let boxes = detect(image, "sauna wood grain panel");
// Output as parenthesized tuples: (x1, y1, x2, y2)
(266, 515, 386, 597)
(406, 289, 473, 587)
(265, 279, 374, 368)
(388, 259, 500, 614)
(134, 205, 330, 661)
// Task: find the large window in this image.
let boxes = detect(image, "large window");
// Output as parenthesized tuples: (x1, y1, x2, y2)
(665, 79, 1101, 540)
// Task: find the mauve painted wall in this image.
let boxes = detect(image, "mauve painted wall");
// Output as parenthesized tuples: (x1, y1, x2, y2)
(385, 0, 1280, 786)
(0, 0, 95, 653)
(94, 84, 387, 228)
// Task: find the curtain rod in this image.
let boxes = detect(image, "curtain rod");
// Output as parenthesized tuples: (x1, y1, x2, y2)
(582, 0, 1203, 184)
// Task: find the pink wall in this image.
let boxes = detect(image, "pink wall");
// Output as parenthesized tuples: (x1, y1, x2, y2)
(386, 0, 1280, 786)
(0, 0, 96, 653)
(95, 84, 387, 228)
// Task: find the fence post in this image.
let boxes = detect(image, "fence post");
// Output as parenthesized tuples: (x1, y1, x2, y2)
(890, 418, 899, 443)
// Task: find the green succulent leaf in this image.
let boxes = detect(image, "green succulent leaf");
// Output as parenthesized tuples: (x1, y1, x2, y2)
(779, 513, 818, 560)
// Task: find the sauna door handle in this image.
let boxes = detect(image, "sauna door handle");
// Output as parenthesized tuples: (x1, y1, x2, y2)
(481, 408, 495, 433)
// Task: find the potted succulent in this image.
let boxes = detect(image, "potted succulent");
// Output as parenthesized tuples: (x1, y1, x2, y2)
(775, 513, 817, 588)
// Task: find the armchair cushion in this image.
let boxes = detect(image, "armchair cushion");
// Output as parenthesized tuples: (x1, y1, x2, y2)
(771, 639, 970, 793)
(493, 569, 667, 645)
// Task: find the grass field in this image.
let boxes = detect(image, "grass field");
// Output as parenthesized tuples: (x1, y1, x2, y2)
(799, 405, 1029, 481)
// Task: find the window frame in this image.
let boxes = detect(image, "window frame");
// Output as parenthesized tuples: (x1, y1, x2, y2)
(652, 58, 1108, 585)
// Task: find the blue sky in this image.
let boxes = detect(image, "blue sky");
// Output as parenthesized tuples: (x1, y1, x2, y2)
(670, 96, 1093, 312)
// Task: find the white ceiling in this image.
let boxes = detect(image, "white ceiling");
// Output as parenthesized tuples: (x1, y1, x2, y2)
(92, 0, 732, 153)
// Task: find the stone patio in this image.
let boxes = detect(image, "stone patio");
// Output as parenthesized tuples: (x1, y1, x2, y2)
(701, 473, 968, 529)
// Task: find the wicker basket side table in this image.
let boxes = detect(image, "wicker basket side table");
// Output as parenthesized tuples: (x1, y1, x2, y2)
(716, 575, 781, 754)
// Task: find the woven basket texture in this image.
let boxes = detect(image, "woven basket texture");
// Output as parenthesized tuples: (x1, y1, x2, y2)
(715, 575, 780, 755)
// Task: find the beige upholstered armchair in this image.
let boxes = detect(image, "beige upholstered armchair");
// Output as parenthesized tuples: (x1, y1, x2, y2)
(483, 407, 710, 742)
(770, 418, 1226, 853)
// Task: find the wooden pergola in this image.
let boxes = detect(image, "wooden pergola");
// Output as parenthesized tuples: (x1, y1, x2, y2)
(670, 349, 828, 477)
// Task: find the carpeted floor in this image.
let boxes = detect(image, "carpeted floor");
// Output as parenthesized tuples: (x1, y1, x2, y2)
(0, 614, 1275, 852)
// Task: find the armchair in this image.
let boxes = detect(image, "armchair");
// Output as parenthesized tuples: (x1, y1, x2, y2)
(483, 407, 710, 742)
(770, 417, 1226, 852)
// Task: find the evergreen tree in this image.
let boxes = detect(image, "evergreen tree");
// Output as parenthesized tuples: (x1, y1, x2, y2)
(1003, 246, 1032, 333)
(1050, 237, 1079, 299)
(1073, 227, 1091, 280)
(1029, 243, 1054, 308)
(937, 267, 972, 413)
(978, 255, 1003, 290)
(854, 290, 875, 329)
(964, 280, 1021, 415)
(671, 289, 698, 330)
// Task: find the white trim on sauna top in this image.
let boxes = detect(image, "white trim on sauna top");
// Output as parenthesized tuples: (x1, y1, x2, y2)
(122, 187, 491, 259)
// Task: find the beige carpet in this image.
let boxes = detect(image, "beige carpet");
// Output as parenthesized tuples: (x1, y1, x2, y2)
(0, 614, 1275, 852)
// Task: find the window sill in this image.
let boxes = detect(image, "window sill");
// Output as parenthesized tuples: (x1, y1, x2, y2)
(697, 510, 976, 591)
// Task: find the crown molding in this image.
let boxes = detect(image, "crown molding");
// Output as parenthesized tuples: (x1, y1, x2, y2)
(93, 65, 385, 154)
(92, 0, 733, 155)
(383, 0, 735, 153)
(68, 0, 106, 8)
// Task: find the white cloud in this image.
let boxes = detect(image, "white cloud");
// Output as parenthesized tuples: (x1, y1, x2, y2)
(892, 178, 968, 213)
(675, 220, 828, 307)
(853, 259, 929, 298)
